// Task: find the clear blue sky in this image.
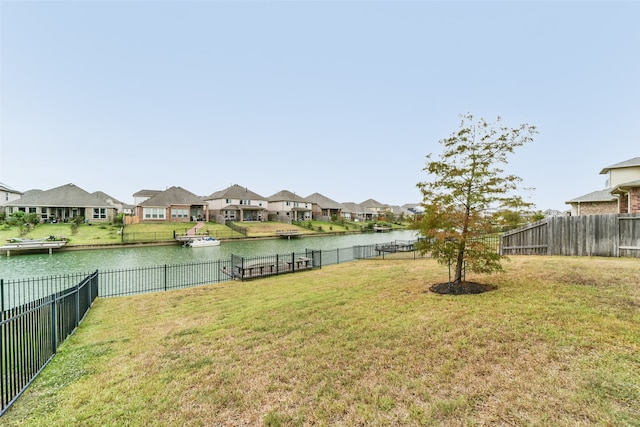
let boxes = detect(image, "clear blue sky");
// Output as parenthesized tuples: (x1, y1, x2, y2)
(1, 0, 638, 211)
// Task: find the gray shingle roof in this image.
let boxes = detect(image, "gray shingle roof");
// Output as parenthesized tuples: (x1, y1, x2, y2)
(133, 189, 162, 198)
(205, 184, 265, 201)
(599, 157, 640, 174)
(305, 192, 344, 209)
(565, 189, 617, 203)
(341, 202, 368, 213)
(139, 186, 204, 207)
(268, 190, 307, 203)
(4, 183, 112, 207)
(0, 183, 21, 194)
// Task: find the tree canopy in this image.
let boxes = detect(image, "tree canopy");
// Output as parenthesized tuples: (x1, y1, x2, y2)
(411, 114, 537, 292)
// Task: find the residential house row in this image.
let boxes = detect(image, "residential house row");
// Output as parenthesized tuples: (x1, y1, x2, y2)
(4, 156, 637, 225)
(1, 182, 419, 225)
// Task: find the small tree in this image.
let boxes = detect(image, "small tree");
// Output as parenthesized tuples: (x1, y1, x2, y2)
(411, 113, 537, 292)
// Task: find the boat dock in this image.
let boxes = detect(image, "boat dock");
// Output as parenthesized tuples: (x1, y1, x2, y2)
(276, 230, 302, 239)
(1, 239, 68, 256)
(375, 240, 416, 254)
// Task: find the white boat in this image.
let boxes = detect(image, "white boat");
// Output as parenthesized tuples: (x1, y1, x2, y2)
(187, 237, 220, 247)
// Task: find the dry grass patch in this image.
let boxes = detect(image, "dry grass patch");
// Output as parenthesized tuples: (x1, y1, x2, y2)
(3, 256, 639, 426)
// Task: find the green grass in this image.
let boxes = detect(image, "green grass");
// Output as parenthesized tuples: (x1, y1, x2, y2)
(3, 256, 639, 426)
(0, 222, 123, 246)
(0, 220, 379, 246)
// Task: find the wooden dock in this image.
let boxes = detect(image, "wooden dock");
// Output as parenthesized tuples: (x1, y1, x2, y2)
(1, 239, 68, 256)
(276, 230, 302, 239)
(223, 256, 314, 280)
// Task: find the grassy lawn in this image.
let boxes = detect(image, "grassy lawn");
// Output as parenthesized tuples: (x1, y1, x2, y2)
(1, 220, 371, 246)
(3, 256, 639, 426)
(0, 222, 123, 246)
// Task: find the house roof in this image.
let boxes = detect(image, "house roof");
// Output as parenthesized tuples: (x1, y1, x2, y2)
(4, 183, 112, 207)
(139, 186, 204, 207)
(361, 198, 388, 208)
(599, 157, 640, 174)
(206, 184, 265, 201)
(0, 182, 21, 194)
(268, 190, 307, 203)
(133, 189, 163, 198)
(305, 192, 344, 209)
(565, 189, 617, 204)
(611, 179, 640, 194)
(341, 202, 369, 214)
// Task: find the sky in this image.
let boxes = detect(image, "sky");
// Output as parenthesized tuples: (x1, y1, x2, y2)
(1, 0, 638, 211)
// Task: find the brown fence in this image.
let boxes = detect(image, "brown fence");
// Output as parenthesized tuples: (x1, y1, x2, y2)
(501, 214, 640, 257)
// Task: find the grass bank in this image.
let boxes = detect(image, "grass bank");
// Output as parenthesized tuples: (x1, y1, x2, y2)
(4, 256, 639, 426)
(0, 220, 392, 247)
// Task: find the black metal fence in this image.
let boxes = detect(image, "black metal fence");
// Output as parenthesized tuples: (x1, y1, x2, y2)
(0, 271, 98, 416)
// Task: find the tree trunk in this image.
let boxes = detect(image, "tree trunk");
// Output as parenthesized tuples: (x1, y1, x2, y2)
(454, 244, 465, 283)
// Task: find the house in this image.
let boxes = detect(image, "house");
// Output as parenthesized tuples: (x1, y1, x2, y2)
(267, 190, 312, 222)
(134, 186, 206, 222)
(566, 157, 640, 215)
(341, 202, 374, 222)
(361, 199, 391, 220)
(204, 184, 268, 222)
(2, 183, 118, 223)
(94, 191, 134, 215)
(305, 192, 343, 221)
(133, 189, 163, 206)
(0, 183, 22, 206)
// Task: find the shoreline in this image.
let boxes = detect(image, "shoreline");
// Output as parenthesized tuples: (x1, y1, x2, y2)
(2, 229, 388, 254)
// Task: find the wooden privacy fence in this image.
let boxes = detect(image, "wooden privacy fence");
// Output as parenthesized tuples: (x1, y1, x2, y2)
(501, 214, 640, 257)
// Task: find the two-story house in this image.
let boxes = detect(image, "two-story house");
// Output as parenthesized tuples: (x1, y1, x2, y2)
(305, 192, 343, 221)
(134, 186, 206, 222)
(0, 183, 22, 206)
(267, 190, 311, 222)
(566, 157, 640, 215)
(204, 184, 268, 222)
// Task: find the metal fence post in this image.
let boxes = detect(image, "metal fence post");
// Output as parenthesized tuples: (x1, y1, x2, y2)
(164, 265, 168, 292)
(50, 294, 57, 354)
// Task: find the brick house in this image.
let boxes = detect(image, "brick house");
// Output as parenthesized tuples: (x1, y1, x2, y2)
(566, 157, 640, 215)
(134, 186, 206, 222)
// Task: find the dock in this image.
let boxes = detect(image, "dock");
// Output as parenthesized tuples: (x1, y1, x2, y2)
(1, 239, 68, 256)
(276, 230, 302, 239)
(373, 226, 392, 232)
(375, 240, 415, 254)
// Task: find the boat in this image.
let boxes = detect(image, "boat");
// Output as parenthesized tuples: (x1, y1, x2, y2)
(186, 237, 220, 247)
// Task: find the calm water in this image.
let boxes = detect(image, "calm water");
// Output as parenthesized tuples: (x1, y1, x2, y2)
(0, 230, 418, 280)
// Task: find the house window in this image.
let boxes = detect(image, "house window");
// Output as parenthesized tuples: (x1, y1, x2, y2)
(29, 207, 37, 213)
(226, 199, 231, 204)
(239, 200, 251, 205)
(143, 208, 166, 220)
(93, 208, 107, 219)
(171, 208, 189, 218)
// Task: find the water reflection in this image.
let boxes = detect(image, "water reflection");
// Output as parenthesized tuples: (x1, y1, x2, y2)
(1, 230, 417, 280)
